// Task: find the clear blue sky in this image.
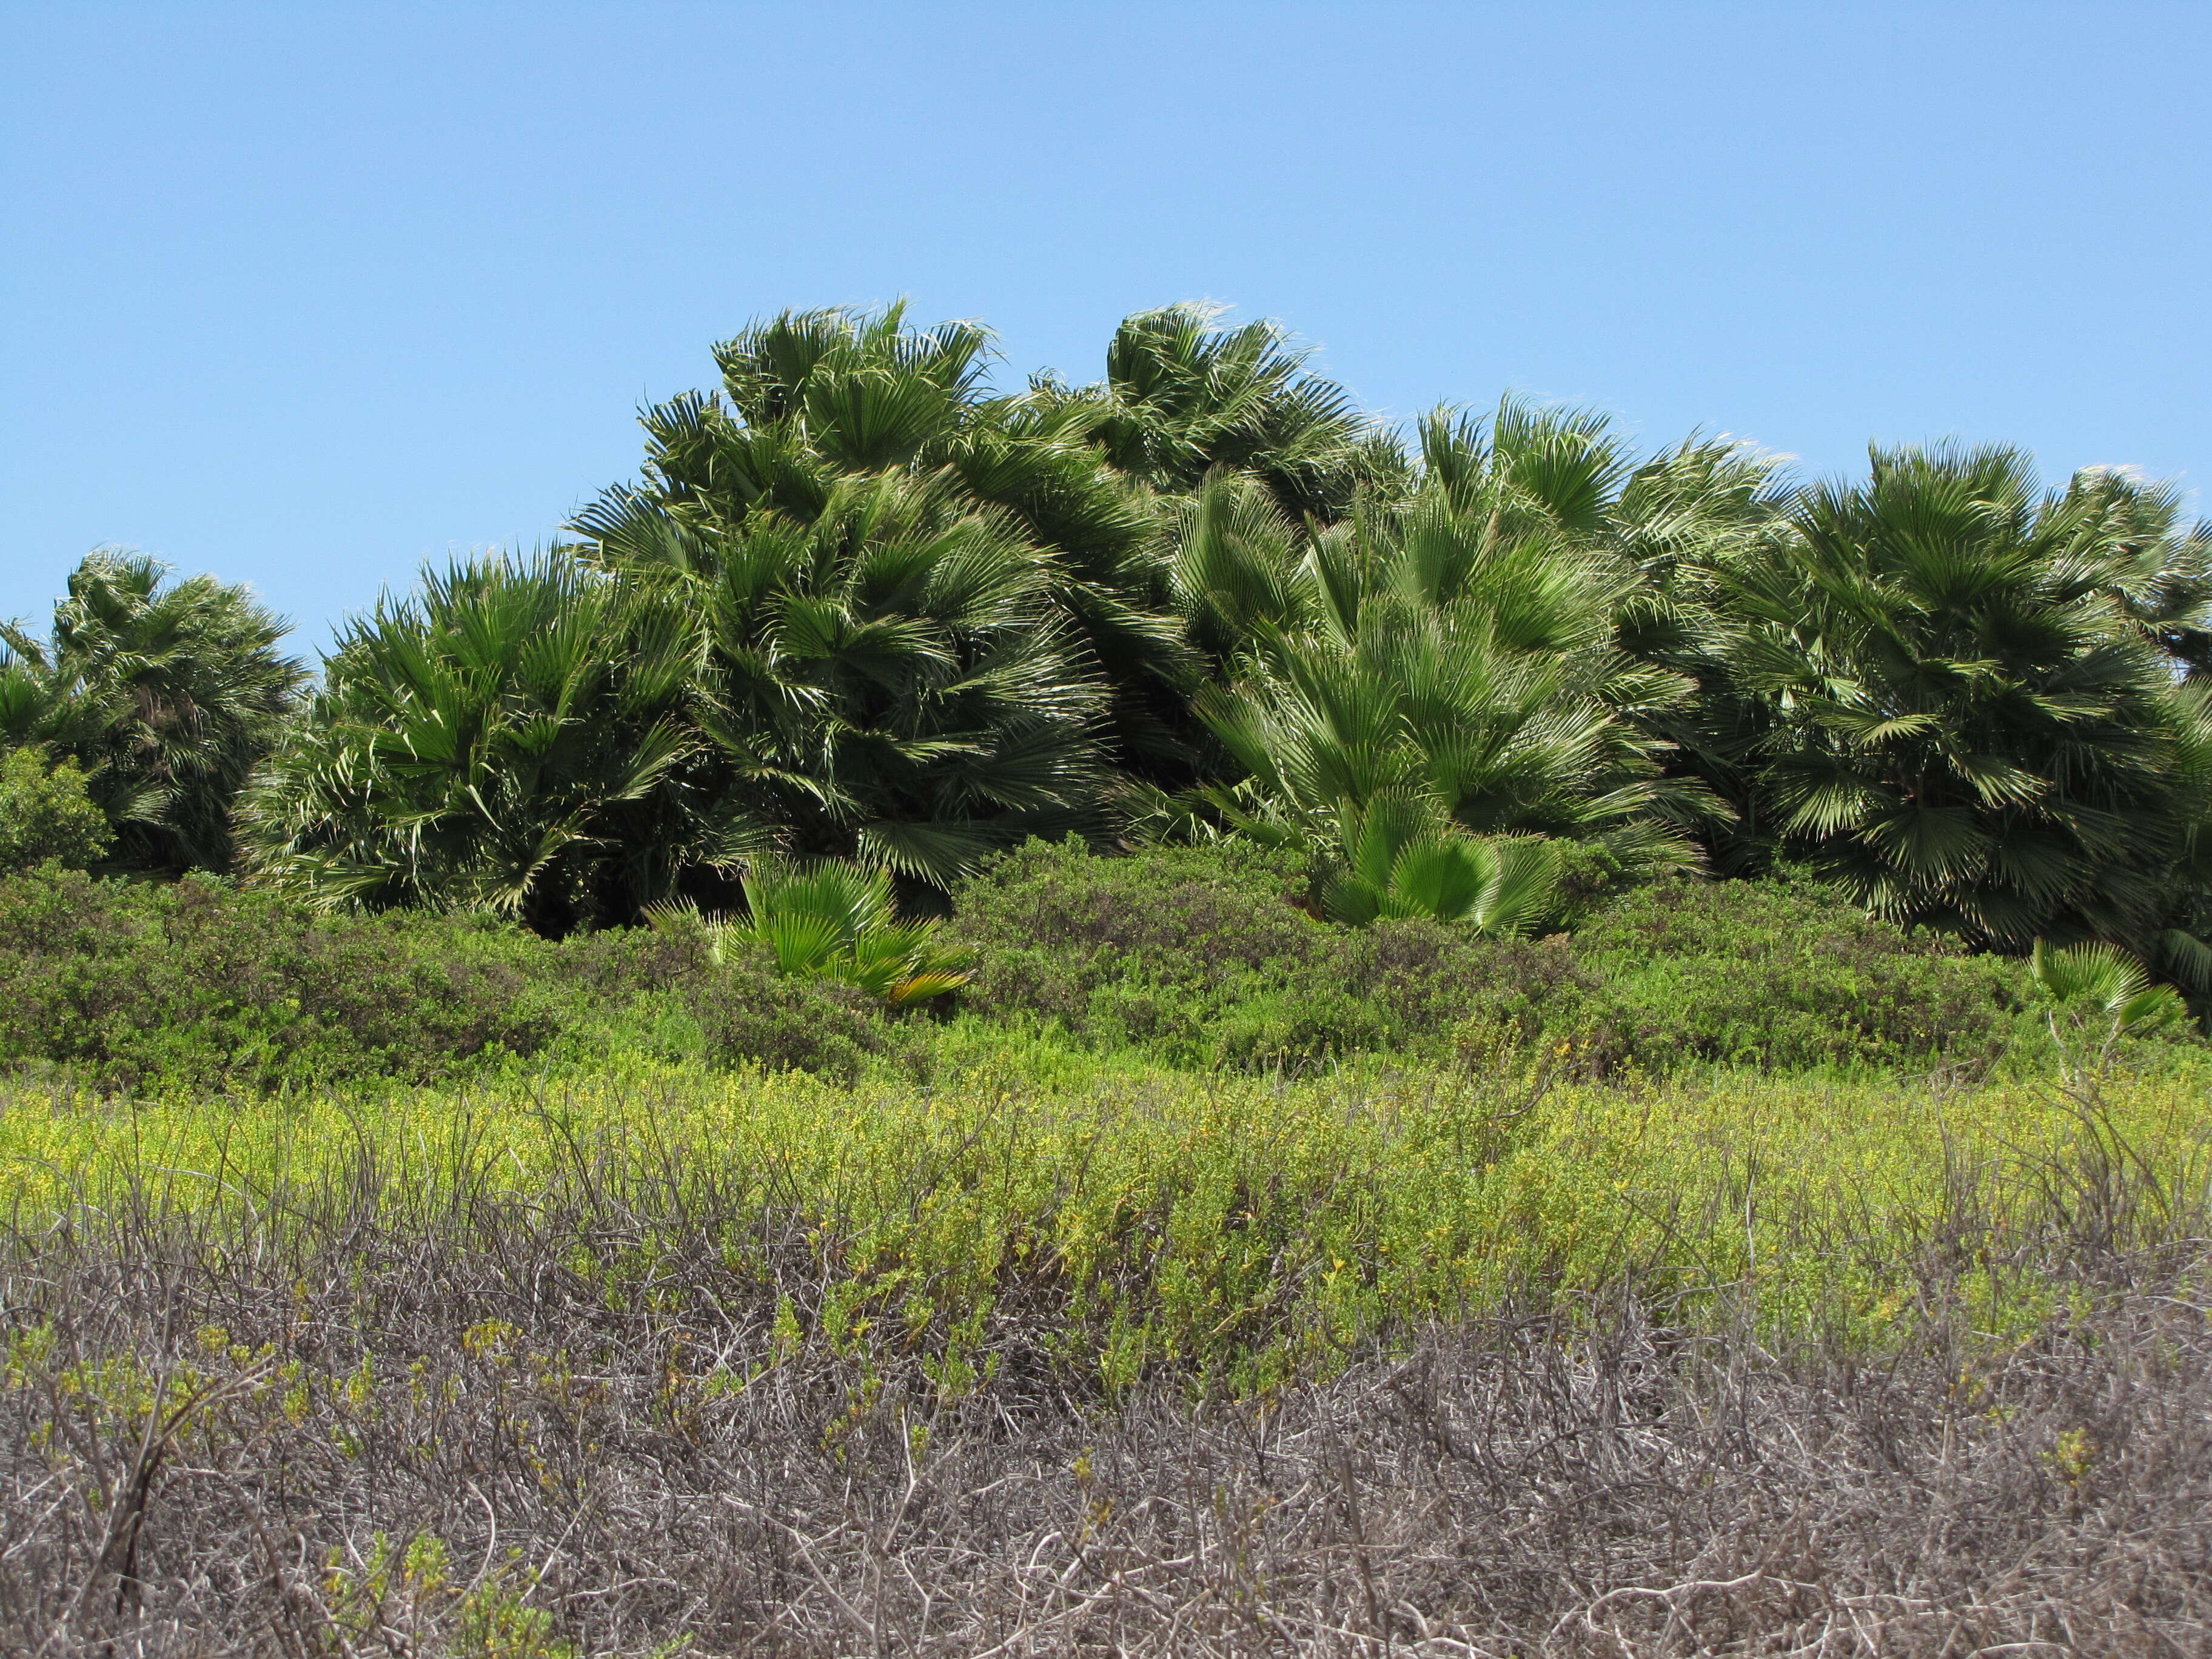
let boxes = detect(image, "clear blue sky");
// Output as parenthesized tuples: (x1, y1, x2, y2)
(6, 2, 2208, 653)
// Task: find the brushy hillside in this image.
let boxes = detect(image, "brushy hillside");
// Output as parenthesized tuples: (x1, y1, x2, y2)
(13, 300, 2212, 1654)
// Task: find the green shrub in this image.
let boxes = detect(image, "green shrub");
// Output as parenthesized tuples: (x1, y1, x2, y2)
(0, 868, 558, 1092)
(953, 839, 1587, 1070)
(0, 749, 112, 873)
(1540, 877, 2033, 1076)
(558, 926, 889, 1083)
(953, 840, 2039, 1077)
(0, 868, 888, 1093)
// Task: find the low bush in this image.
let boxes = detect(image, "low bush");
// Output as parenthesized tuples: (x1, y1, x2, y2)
(1540, 875, 2036, 1077)
(951, 838, 1546, 1068)
(560, 925, 889, 1082)
(0, 749, 111, 873)
(953, 840, 2044, 1076)
(0, 866, 887, 1092)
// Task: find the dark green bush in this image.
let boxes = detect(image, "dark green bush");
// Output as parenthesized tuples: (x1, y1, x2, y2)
(953, 839, 1590, 1070)
(557, 927, 888, 1083)
(1543, 877, 2032, 1076)
(952, 840, 2036, 1076)
(0, 867, 887, 1093)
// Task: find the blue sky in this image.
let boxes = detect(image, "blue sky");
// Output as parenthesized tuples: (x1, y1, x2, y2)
(5, 2, 2208, 652)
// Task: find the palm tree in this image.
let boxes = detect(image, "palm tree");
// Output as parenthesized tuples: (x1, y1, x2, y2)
(1195, 556, 1704, 899)
(574, 305, 1190, 805)
(1713, 443, 2212, 971)
(240, 556, 717, 933)
(1082, 304, 1406, 523)
(2066, 464, 2212, 679)
(581, 471, 1107, 892)
(1186, 410, 1724, 919)
(1, 551, 304, 872)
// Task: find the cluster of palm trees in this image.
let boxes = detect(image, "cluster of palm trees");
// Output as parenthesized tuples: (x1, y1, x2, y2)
(10, 303, 2212, 988)
(2, 551, 303, 873)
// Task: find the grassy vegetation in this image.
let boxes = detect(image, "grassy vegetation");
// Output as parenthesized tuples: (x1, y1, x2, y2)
(5, 1053, 2208, 1653)
(3, 852, 2209, 1653)
(8, 1053, 2208, 1386)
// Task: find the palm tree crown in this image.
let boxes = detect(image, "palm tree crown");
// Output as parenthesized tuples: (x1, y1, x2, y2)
(3, 551, 304, 872)
(241, 557, 710, 933)
(1714, 443, 2212, 959)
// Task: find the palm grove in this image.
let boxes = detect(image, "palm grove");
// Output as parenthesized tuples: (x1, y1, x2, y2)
(8, 304, 2212, 997)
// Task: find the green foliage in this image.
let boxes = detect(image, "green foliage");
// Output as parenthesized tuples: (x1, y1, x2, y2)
(560, 925, 889, 1082)
(2029, 939, 2188, 1080)
(574, 304, 1181, 849)
(651, 857, 970, 1006)
(0, 749, 112, 873)
(241, 557, 718, 933)
(0, 865, 562, 1093)
(951, 837, 1543, 1068)
(1543, 875, 2032, 1077)
(582, 471, 1108, 890)
(24, 304, 2212, 1009)
(1085, 302, 1406, 523)
(952, 840, 2037, 1078)
(1, 551, 305, 873)
(0, 866, 885, 1093)
(1316, 798, 1561, 932)
(1709, 444, 2212, 963)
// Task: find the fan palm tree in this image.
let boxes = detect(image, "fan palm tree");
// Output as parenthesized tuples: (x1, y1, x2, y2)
(1161, 396, 1785, 683)
(574, 304, 1191, 798)
(1082, 303, 1407, 524)
(0, 647, 86, 752)
(240, 556, 719, 933)
(2065, 464, 2212, 679)
(1196, 567, 1704, 894)
(1, 551, 305, 872)
(583, 472, 1108, 892)
(1186, 415, 1723, 920)
(1714, 443, 2212, 970)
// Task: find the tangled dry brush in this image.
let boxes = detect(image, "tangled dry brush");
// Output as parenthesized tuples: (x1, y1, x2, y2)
(2, 1167, 2208, 1658)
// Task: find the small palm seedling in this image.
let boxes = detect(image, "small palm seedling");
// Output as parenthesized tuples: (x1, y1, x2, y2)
(1316, 794, 1563, 932)
(651, 859, 970, 1007)
(2028, 940, 2188, 1083)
